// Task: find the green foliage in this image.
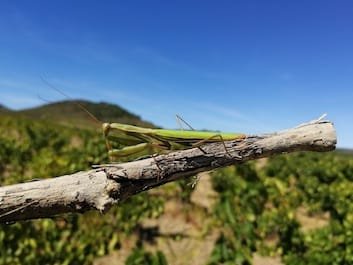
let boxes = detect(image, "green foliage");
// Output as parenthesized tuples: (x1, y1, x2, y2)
(176, 176, 198, 203)
(0, 113, 164, 264)
(209, 152, 353, 265)
(1, 105, 353, 265)
(271, 152, 353, 264)
(209, 164, 265, 265)
(125, 247, 168, 265)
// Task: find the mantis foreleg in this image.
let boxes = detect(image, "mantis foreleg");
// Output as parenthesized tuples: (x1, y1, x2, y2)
(108, 143, 150, 158)
(108, 142, 169, 160)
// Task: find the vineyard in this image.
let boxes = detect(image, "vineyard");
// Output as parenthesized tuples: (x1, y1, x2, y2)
(0, 102, 352, 265)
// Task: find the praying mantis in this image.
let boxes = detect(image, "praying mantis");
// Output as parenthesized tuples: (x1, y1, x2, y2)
(42, 78, 246, 163)
(102, 118, 246, 187)
(103, 116, 246, 161)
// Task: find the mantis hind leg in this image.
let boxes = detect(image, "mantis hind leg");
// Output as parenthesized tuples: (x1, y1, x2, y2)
(192, 134, 232, 157)
(175, 115, 212, 187)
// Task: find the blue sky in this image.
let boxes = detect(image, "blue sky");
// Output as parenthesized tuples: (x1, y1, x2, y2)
(0, 1, 352, 147)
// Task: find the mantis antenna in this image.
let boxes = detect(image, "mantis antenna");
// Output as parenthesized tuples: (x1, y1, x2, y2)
(40, 77, 102, 125)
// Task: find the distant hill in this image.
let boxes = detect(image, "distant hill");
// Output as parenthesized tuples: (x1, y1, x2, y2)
(336, 148, 353, 156)
(0, 104, 9, 113)
(15, 100, 155, 129)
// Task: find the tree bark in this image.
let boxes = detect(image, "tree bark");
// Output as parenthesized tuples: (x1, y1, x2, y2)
(0, 117, 336, 223)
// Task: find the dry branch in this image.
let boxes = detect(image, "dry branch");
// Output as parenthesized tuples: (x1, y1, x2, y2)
(0, 117, 336, 223)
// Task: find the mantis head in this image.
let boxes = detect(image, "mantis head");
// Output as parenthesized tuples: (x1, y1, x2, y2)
(102, 123, 112, 150)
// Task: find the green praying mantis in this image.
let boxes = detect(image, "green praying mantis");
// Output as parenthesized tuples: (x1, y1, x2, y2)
(103, 116, 246, 161)
(43, 78, 246, 163)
